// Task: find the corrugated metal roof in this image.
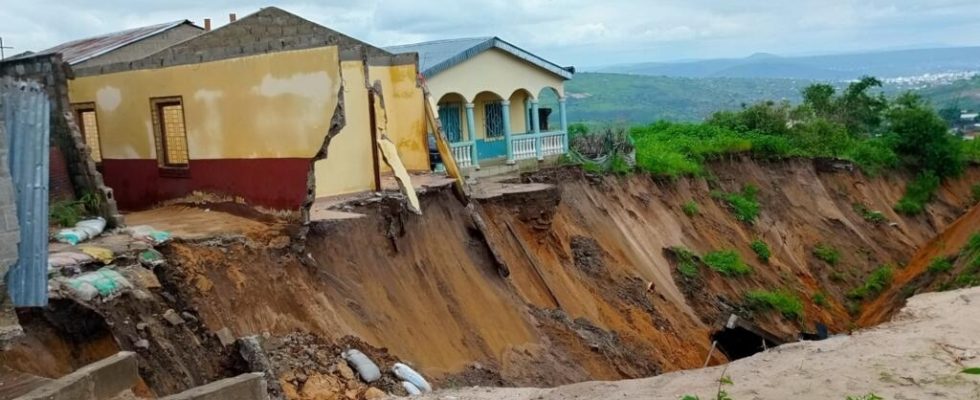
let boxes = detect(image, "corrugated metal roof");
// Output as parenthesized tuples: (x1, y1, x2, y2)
(386, 37, 573, 80)
(1, 78, 50, 307)
(35, 20, 195, 65)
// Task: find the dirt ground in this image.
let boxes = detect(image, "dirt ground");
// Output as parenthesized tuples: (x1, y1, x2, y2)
(415, 286, 980, 400)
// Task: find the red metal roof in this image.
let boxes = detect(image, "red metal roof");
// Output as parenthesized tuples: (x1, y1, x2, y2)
(37, 20, 198, 65)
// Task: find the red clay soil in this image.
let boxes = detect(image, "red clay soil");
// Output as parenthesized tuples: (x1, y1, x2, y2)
(857, 204, 980, 326)
(107, 157, 980, 395)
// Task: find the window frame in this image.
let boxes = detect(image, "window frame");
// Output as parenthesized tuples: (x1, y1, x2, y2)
(484, 101, 505, 139)
(149, 96, 190, 172)
(71, 102, 103, 164)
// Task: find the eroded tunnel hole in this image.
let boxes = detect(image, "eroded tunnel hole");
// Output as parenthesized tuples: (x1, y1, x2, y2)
(711, 326, 779, 361)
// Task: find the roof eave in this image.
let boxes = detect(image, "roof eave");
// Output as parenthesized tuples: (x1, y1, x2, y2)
(68, 20, 199, 65)
(423, 37, 573, 80)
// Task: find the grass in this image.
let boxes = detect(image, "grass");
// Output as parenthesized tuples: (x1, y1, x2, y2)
(848, 265, 895, 300)
(682, 201, 700, 217)
(852, 203, 887, 224)
(894, 172, 940, 215)
(927, 257, 954, 274)
(812, 292, 829, 308)
(745, 289, 804, 320)
(939, 233, 980, 290)
(713, 185, 761, 223)
(671, 246, 701, 278)
(750, 239, 771, 262)
(812, 243, 842, 266)
(703, 250, 752, 277)
(846, 394, 883, 400)
(49, 192, 103, 227)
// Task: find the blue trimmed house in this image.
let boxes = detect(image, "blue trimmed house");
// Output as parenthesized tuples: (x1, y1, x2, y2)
(387, 37, 574, 169)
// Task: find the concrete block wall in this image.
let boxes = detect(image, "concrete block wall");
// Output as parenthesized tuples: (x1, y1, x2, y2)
(0, 54, 122, 226)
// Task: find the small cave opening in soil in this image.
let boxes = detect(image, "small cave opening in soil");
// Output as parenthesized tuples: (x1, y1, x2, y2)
(712, 326, 781, 361)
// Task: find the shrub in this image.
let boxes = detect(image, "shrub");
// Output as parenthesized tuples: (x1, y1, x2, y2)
(49, 192, 102, 228)
(846, 138, 899, 176)
(671, 246, 700, 278)
(894, 171, 940, 215)
(717, 185, 761, 223)
(812, 243, 841, 266)
(927, 257, 953, 274)
(745, 289, 804, 320)
(848, 265, 894, 300)
(812, 292, 829, 308)
(703, 250, 752, 277)
(852, 203, 887, 224)
(682, 201, 699, 217)
(750, 239, 771, 262)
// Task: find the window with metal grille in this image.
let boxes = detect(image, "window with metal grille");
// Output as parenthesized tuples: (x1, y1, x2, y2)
(484, 101, 504, 139)
(72, 103, 102, 163)
(438, 103, 462, 142)
(151, 97, 190, 168)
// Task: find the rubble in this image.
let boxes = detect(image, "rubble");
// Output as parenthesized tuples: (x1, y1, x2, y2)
(162, 309, 185, 326)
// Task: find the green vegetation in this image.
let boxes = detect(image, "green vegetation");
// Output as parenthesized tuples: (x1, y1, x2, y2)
(848, 265, 895, 300)
(853, 203, 887, 224)
(703, 250, 752, 277)
(963, 367, 980, 375)
(671, 246, 701, 278)
(971, 184, 980, 205)
(567, 124, 635, 175)
(927, 257, 954, 274)
(812, 243, 842, 266)
(712, 185, 760, 223)
(749, 239, 771, 262)
(682, 201, 700, 217)
(812, 292, 829, 308)
(894, 172, 941, 215)
(745, 289, 804, 320)
(845, 394, 883, 400)
(49, 192, 102, 227)
(939, 233, 980, 290)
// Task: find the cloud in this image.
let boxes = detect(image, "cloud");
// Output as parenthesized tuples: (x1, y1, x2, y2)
(1, 0, 976, 67)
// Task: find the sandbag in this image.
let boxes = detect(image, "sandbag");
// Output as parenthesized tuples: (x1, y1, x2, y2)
(48, 252, 95, 268)
(55, 217, 106, 245)
(125, 225, 172, 245)
(401, 381, 422, 395)
(392, 363, 431, 393)
(79, 246, 114, 264)
(342, 349, 381, 383)
(64, 268, 133, 301)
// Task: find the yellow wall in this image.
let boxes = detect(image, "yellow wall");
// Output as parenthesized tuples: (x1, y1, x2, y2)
(314, 60, 376, 197)
(69, 47, 343, 160)
(426, 48, 565, 104)
(368, 64, 429, 172)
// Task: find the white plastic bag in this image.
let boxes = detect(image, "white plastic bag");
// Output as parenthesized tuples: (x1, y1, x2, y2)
(54, 217, 106, 245)
(401, 381, 422, 395)
(392, 363, 431, 393)
(342, 349, 381, 383)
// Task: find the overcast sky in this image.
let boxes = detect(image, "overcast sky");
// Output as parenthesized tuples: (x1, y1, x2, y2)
(2, 0, 978, 68)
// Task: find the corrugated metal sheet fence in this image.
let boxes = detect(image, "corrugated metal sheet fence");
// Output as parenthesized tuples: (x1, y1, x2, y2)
(1, 78, 50, 307)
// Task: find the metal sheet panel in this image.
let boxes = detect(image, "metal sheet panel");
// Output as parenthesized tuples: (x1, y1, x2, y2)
(1, 79, 50, 307)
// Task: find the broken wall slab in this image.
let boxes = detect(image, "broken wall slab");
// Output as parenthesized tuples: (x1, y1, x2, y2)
(159, 373, 268, 400)
(18, 352, 139, 400)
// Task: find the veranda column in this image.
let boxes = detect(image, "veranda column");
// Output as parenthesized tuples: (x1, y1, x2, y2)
(465, 102, 479, 169)
(531, 100, 542, 160)
(559, 97, 569, 153)
(502, 100, 514, 164)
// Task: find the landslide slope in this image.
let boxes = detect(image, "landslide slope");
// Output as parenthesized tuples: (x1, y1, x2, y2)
(152, 157, 979, 392)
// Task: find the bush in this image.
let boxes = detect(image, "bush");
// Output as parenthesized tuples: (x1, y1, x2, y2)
(682, 201, 699, 217)
(848, 265, 894, 300)
(750, 239, 771, 262)
(670, 246, 700, 278)
(894, 171, 940, 215)
(852, 203, 887, 224)
(715, 185, 761, 223)
(745, 289, 804, 320)
(887, 94, 965, 178)
(812, 243, 841, 266)
(846, 137, 899, 176)
(49, 192, 102, 228)
(703, 250, 752, 277)
(927, 257, 953, 274)
(812, 292, 829, 308)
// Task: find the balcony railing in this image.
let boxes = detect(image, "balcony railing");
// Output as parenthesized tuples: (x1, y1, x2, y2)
(449, 131, 567, 169)
(450, 140, 476, 168)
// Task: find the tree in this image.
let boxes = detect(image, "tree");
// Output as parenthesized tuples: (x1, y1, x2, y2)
(887, 92, 964, 178)
(800, 84, 836, 118)
(839, 76, 888, 135)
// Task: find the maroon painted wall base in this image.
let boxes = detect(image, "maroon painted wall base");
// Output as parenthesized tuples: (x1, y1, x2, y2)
(101, 158, 310, 211)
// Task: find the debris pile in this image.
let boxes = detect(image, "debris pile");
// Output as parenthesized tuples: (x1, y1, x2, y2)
(260, 331, 429, 399)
